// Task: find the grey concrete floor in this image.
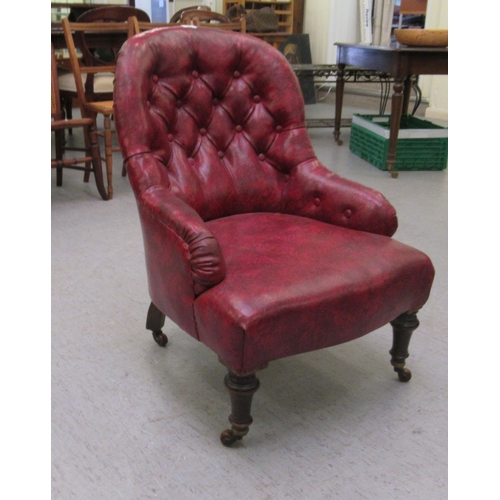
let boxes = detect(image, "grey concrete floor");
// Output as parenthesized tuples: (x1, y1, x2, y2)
(50, 102, 447, 499)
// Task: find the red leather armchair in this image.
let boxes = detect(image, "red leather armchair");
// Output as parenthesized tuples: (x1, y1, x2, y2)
(114, 27, 435, 446)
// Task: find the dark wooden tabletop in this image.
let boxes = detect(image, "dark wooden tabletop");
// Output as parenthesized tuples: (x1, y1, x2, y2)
(335, 43, 448, 78)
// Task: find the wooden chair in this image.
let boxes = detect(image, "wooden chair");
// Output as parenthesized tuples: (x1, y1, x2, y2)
(58, 6, 150, 123)
(179, 10, 246, 33)
(62, 18, 131, 199)
(52, 44, 108, 200)
(127, 15, 245, 38)
(180, 10, 228, 24)
(169, 5, 210, 23)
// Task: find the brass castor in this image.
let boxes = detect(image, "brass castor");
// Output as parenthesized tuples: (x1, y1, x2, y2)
(152, 330, 168, 347)
(220, 428, 247, 447)
(395, 366, 412, 382)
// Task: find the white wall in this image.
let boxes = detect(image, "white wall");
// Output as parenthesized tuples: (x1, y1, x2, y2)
(421, 0, 448, 120)
(304, 0, 360, 65)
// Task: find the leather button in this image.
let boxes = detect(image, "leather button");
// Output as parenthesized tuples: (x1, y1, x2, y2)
(258, 154, 265, 161)
(314, 198, 321, 206)
(233, 70, 240, 78)
(168, 134, 174, 142)
(218, 151, 225, 159)
(192, 70, 199, 78)
(283, 174, 289, 182)
(199, 128, 207, 136)
(344, 209, 352, 218)
(147, 101, 151, 109)
(213, 98, 219, 106)
(235, 125, 243, 133)
(253, 95, 261, 103)
(188, 158, 195, 164)
(152, 75, 159, 84)
(276, 125, 283, 133)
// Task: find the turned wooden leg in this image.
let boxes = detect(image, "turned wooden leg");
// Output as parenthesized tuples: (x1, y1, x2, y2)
(220, 372, 260, 447)
(146, 302, 167, 346)
(103, 114, 114, 200)
(333, 63, 346, 145)
(402, 75, 413, 115)
(55, 128, 64, 186)
(389, 311, 420, 382)
(387, 79, 405, 179)
(88, 123, 108, 201)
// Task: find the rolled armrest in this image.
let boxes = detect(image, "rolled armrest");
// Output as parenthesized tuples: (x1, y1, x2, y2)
(139, 184, 226, 295)
(127, 152, 226, 337)
(282, 159, 398, 236)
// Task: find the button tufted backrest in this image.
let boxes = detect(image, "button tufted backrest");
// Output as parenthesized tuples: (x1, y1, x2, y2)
(115, 26, 316, 221)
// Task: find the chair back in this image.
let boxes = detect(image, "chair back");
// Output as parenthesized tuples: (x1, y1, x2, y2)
(76, 6, 150, 66)
(51, 44, 62, 121)
(114, 27, 315, 221)
(62, 18, 130, 107)
(180, 10, 230, 25)
(170, 5, 210, 23)
(76, 6, 150, 23)
(186, 12, 247, 33)
(127, 17, 178, 37)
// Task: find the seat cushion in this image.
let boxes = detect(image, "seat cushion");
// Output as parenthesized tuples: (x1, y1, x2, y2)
(193, 213, 434, 373)
(58, 71, 115, 94)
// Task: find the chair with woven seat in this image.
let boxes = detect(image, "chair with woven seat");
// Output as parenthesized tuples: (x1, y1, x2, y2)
(113, 27, 435, 446)
(52, 44, 107, 200)
(62, 18, 132, 199)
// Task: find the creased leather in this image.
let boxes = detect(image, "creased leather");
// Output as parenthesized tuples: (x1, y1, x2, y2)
(283, 159, 398, 236)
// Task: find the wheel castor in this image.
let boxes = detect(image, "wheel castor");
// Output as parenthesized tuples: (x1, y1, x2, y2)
(152, 330, 168, 347)
(395, 367, 412, 382)
(220, 428, 247, 447)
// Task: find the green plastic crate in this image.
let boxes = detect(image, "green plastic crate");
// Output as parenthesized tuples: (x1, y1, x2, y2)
(349, 114, 448, 171)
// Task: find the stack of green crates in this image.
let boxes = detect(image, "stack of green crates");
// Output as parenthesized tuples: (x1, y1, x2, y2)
(349, 114, 448, 171)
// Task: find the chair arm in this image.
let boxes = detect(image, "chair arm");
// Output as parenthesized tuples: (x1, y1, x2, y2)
(138, 184, 226, 296)
(282, 160, 398, 237)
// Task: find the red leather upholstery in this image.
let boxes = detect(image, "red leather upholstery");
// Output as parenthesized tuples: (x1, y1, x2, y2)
(114, 27, 434, 375)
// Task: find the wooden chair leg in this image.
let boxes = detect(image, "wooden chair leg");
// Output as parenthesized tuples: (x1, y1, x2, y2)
(62, 96, 73, 135)
(103, 114, 114, 199)
(88, 123, 109, 201)
(55, 128, 65, 186)
(389, 311, 420, 382)
(220, 372, 260, 446)
(146, 301, 167, 346)
(82, 111, 94, 183)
